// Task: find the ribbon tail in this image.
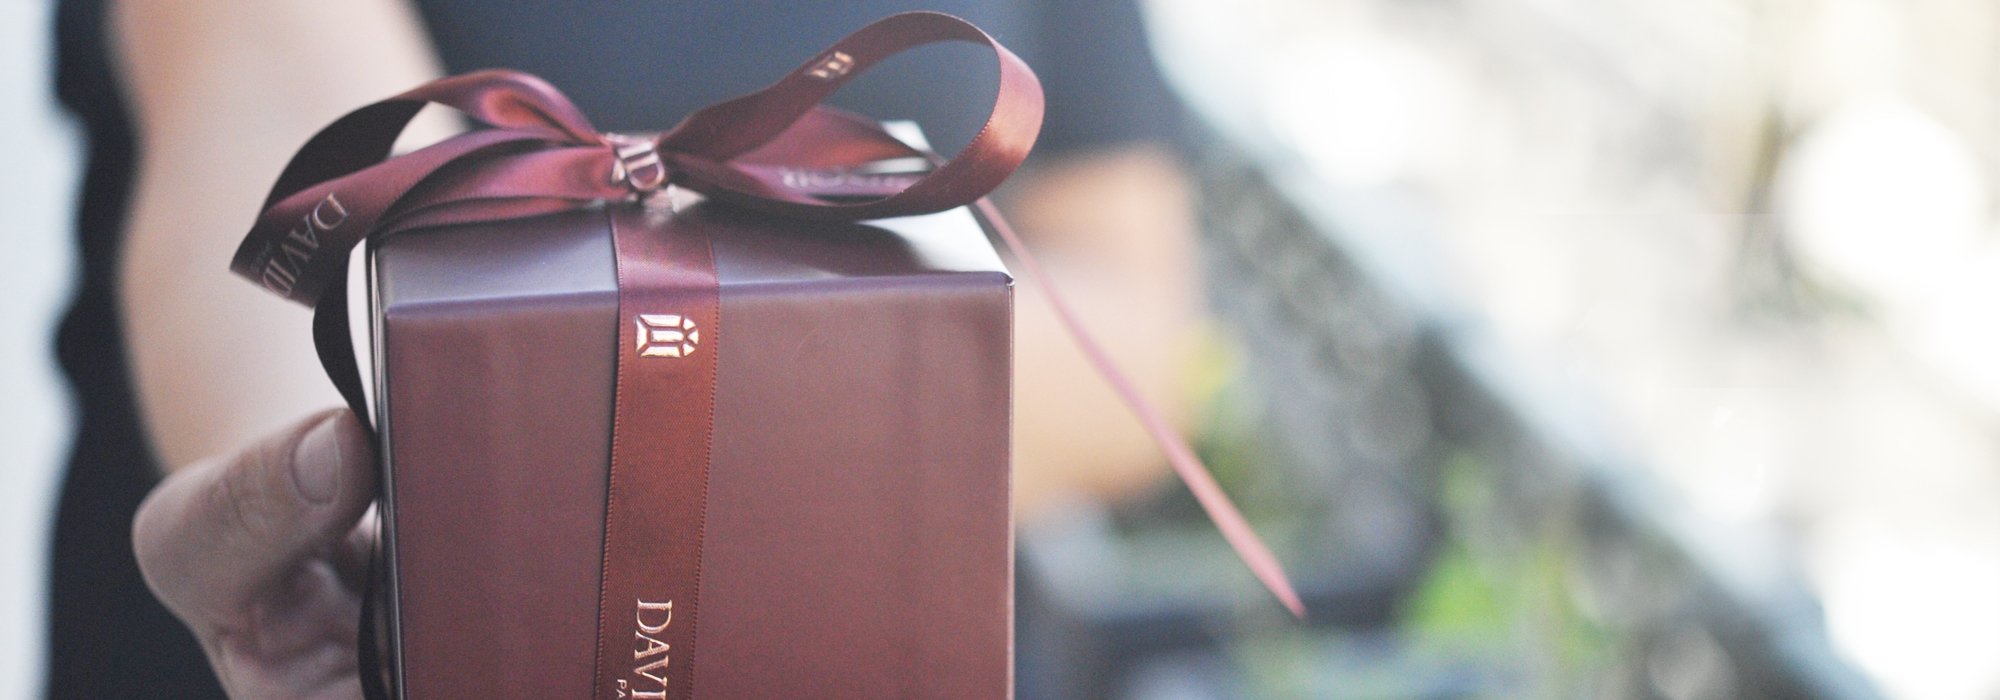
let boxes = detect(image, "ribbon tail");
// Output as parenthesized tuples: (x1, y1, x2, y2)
(974, 197, 1308, 619)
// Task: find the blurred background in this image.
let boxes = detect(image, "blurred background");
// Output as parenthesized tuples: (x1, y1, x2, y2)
(1013, 1, 1999, 698)
(7, 0, 2000, 698)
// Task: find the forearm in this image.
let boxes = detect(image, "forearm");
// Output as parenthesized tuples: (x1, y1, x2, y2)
(112, 0, 446, 471)
(1007, 145, 1206, 518)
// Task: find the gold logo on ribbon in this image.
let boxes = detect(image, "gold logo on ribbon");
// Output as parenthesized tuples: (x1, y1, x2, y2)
(616, 599, 675, 699)
(808, 51, 854, 80)
(635, 314, 699, 358)
(606, 134, 667, 194)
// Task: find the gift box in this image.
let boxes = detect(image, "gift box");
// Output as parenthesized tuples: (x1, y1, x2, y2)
(227, 12, 1299, 700)
(369, 187, 1012, 698)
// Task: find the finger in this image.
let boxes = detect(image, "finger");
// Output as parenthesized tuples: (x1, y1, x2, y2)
(134, 409, 376, 629)
(331, 505, 381, 591)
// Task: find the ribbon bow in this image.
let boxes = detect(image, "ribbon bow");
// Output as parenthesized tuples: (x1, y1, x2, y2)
(233, 12, 1042, 304)
(231, 11, 1304, 619)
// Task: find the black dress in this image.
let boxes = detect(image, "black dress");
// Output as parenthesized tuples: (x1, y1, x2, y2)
(46, 2, 1178, 696)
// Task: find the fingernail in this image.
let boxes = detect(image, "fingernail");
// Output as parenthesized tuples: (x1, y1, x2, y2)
(293, 415, 344, 504)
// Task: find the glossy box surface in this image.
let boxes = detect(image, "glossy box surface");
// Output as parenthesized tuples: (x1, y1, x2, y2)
(369, 193, 1013, 698)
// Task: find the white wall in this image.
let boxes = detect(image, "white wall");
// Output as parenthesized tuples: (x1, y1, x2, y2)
(0, 1, 83, 697)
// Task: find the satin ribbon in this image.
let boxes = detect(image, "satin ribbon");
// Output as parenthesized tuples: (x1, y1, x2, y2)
(231, 11, 1304, 696)
(232, 12, 1041, 304)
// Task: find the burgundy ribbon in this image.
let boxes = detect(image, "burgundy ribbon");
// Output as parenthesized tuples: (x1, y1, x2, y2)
(231, 12, 1041, 304)
(598, 204, 721, 699)
(231, 11, 1304, 697)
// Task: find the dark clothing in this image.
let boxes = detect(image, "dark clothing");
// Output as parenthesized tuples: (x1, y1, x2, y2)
(47, 3, 1179, 697)
(47, 0, 226, 697)
(413, 1, 1179, 155)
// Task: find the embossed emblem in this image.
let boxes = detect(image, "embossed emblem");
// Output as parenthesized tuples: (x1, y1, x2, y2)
(258, 192, 347, 296)
(615, 599, 675, 699)
(635, 314, 700, 358)
(807, 51, 854, 80)
(606, 134, 667, 194)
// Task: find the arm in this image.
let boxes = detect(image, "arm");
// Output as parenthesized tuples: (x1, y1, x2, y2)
(112, 0, 447, 471)
(1008, 145, 1205, 520)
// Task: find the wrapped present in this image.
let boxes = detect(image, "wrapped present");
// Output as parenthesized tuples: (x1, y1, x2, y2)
(228, 12, 1298, 699)
(371, 185, 1011, 698)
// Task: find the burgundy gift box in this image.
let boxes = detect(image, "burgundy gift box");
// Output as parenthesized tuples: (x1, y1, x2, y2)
(226, 12, 1299, 700)
(369, 191, 1012, 697)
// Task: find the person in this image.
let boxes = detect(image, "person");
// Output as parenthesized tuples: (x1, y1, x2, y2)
(51, 1, 1204, 696)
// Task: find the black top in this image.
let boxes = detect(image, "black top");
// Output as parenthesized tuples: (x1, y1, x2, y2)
(413, 0, 1179, 154)
(47, 2, 1179, 697)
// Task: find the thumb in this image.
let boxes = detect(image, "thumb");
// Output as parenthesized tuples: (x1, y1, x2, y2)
(135, 409, 377, 629)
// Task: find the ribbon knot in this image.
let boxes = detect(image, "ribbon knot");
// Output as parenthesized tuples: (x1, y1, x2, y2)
(605, 133, 668, 194)
(232, 11, 1051, 307)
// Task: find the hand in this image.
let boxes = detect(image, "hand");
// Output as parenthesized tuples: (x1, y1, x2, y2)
(134, 410, 378, 699)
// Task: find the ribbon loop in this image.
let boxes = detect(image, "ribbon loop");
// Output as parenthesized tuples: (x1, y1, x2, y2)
(233, 11, 1045, 307)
